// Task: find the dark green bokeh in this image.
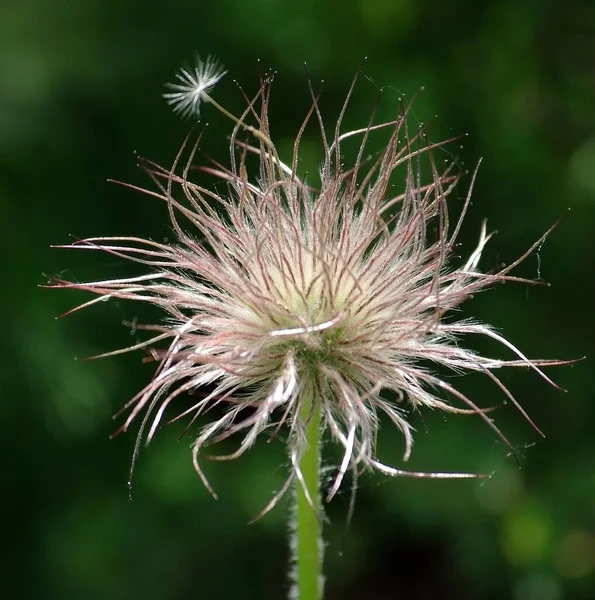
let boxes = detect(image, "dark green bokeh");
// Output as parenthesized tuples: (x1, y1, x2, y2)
(3, 0, 594, 598)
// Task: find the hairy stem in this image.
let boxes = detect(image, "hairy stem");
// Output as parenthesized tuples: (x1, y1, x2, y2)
(292, 393, 323, 600)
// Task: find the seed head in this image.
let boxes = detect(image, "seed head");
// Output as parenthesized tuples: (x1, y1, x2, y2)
(163, 55, 227, 118)
(52, 60, 569, 510)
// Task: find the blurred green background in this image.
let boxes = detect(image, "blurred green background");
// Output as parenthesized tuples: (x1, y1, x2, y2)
(2, 0, 594, 598)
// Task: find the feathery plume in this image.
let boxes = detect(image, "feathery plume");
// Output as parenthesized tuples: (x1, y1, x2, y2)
(52, 59, 569, 511)
(163, 55, 227, 118)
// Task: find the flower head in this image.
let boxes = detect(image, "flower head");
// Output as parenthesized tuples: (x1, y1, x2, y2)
(53, 61, 567, 509)
(163, 55, 227, 118)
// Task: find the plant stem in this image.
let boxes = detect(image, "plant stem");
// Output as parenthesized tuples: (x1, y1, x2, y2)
(292, 394, 323, 600)
(202, 92, 275, 150)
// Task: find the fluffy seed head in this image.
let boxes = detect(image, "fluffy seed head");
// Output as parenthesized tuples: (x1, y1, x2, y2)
(53, 59, 568, 509)
(163, 55, 227, 118)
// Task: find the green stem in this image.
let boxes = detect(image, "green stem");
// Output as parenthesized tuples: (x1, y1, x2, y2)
(292, 393, 323, 600)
